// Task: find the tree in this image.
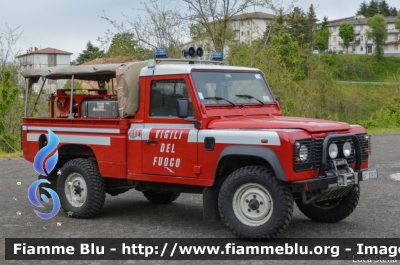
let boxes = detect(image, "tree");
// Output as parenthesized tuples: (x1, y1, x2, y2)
(396, 13, 400, 29)
(106, 32, 137, 57)
(183, 0, 254, 52)
(314, 27, 330, 51)
(389, 7, 398, 16)
(287, 7, 309, 47)
(378, 0, 390, 16)
(313, 16, 330, 51)
(321, 16, 329, 29)
(306, 4, 318, 48)
(366, 14, 388, 58)
(367, 0, 379, 17)
(0, 71, 19, 152)
(101, 0, 188, 59)
(76, 41, 104, 65)
(339, 22, 354, 53)
(63, 80, 83, 89)
(356, 1, 369, 16)
(0, 25, 22, 82)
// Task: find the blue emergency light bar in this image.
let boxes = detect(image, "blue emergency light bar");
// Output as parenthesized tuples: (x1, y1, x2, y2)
(155, 48, 167, 58)
(212, 52, 223, 61)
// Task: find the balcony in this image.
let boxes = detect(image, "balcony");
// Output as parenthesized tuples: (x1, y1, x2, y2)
(387, 28, 399, 33)
(385, 39, 400, 44)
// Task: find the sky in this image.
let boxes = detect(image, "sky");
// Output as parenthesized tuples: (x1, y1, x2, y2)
(2, 0, 400, 61)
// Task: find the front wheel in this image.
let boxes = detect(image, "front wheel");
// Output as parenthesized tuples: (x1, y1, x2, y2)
(57, 159, 106, 218)
(218, 166, 294, 239)
(295, 185, 360, 223)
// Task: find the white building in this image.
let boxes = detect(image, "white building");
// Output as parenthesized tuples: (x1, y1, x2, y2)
(231, 12, 275, 44)
(326, 15, 400, 56)
(17, 47, 72, 93)
(185, 12, 275, 59)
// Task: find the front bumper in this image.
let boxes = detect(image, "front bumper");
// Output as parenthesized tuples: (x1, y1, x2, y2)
(292, 168, 378, 193)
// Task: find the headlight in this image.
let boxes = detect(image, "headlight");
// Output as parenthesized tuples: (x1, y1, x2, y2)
(299, 145, 308, 162)
(343, 142, 352, 157)
(329, 143, 338, 159)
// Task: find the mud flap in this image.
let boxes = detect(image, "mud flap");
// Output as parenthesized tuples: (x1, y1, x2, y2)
(203, 186, 220, 222)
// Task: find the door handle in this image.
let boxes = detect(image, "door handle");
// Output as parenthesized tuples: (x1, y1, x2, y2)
(145, 140, 158, 144)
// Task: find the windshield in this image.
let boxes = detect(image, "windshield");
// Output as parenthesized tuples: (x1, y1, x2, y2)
(191, 71, 274, 105)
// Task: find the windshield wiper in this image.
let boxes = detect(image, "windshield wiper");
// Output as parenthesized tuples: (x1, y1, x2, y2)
(204, 97, 235, 107)
(235, 94, 265, 105)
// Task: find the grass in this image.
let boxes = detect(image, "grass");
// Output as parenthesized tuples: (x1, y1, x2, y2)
(366, 127, 400, 135)
(0, 151, 23, 160)
(321, 54, 400, 82)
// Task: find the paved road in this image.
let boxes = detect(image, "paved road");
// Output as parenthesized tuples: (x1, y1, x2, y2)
(1, 133, 400, 265)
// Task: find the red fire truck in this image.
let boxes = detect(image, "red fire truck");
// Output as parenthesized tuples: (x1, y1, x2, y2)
(21, 49, 377, 239)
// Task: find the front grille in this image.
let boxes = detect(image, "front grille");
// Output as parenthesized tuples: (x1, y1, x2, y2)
(294, 133, 370, 173)
(314, 133, 369, 170)
(314, 139, 354, 170)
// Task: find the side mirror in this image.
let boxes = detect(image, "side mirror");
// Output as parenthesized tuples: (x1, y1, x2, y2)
(177, 98, 189, 118)
(276, 96, 281, 105)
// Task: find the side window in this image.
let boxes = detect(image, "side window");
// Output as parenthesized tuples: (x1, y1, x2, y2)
(150, 79, 194, 117)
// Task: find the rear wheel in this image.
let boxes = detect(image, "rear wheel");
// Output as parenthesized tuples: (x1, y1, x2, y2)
(142, 190, 180, 204)
(295, 185, 360, 223)
(218, 166, 293, 239)
(57, 158, 106, 218)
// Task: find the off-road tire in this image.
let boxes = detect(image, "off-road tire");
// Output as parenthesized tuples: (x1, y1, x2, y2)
(57, 158, 106, 218)
(218, 166, 294, 240)
(142, 190, 180, 204)
(295, 185, 360, 223)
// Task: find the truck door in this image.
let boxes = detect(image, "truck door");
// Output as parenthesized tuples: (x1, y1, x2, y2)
(142, 77, 198, 178)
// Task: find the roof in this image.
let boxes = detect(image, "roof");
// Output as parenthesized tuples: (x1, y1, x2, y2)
(16, 47, 72, 57)
(325, 16, 399, 27)
(140, 63, 260, 76)
(231, 12, 275, 20)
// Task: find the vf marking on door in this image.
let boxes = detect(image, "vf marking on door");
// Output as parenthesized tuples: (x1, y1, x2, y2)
(152, 129, 184, 173)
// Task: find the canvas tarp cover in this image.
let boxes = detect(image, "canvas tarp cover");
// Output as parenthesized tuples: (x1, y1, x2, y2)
(117, 61, 148, 117)
(22, 61, 148, 118)
(21, 64, 123, 83)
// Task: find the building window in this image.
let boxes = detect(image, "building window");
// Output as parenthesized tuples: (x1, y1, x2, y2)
(48, 54, 56, 67)
(241, 31, 244, 36)
(384, 45, 388, 51)
(241, 21, 243, 26)
(233, 22, 236, 28)
(395, 44, 398, 51)
(361, 46, 364, 51)
(333, 27, 336, 32)
(333, 37, 337, 43)
(361, 36, 364, 41)
(395, 35, 399, 40)
(247, 20, 250, 25)
(247, 30, 249, 36)
(368, 46, 372, 53)
(360, 25, 363, 31)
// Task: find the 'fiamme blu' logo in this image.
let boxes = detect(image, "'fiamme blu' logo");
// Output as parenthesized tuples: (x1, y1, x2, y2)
(28, 129, 61, 219)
